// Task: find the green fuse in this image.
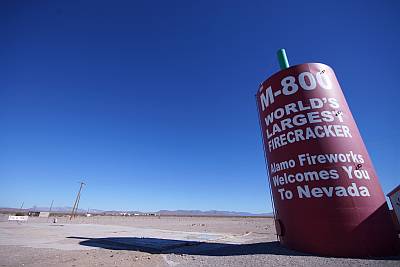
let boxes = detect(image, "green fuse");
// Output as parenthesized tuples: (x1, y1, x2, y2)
(277, 49, 290, 70)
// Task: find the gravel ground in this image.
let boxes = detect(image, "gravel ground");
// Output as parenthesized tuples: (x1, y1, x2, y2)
(0, 215, 399, 266)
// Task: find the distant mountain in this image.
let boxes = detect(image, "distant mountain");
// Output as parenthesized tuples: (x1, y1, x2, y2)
(156, 210, 273, 217)
(0, 206, 272, 217)
(0, 206, 88, 214)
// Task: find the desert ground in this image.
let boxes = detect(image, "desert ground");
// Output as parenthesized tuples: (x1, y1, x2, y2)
(0, 214, 399, 266)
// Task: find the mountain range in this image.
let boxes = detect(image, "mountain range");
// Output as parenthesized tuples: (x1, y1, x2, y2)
(0, 206, 273, 217)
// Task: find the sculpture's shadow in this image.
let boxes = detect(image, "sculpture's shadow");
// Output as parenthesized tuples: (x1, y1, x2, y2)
(68, 236, 302, 256)
(67, 236, 399, 260)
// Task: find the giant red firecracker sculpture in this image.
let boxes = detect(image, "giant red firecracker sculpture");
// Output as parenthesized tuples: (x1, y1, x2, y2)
(256, 54, 399, 257)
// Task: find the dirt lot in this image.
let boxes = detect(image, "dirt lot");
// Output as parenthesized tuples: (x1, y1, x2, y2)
(0, 214, 399, 266)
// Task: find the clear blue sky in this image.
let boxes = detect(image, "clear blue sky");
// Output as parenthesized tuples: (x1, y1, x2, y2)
(1, 1, 399, 213)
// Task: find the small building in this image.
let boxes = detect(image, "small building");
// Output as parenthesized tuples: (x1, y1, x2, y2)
(39, 212, 50, 218)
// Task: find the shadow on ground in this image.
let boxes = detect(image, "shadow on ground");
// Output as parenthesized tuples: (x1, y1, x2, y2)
(67, 236, 400, 260)
(68, 236, 304, 256)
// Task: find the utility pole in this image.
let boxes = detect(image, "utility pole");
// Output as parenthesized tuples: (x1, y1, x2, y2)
(47, 200, 54, 222)
(49, 200, 54, 213)
(70, 181, 85, 220)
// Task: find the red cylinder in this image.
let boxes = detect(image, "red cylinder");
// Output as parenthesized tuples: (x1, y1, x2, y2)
(256, 63, 399, 257)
